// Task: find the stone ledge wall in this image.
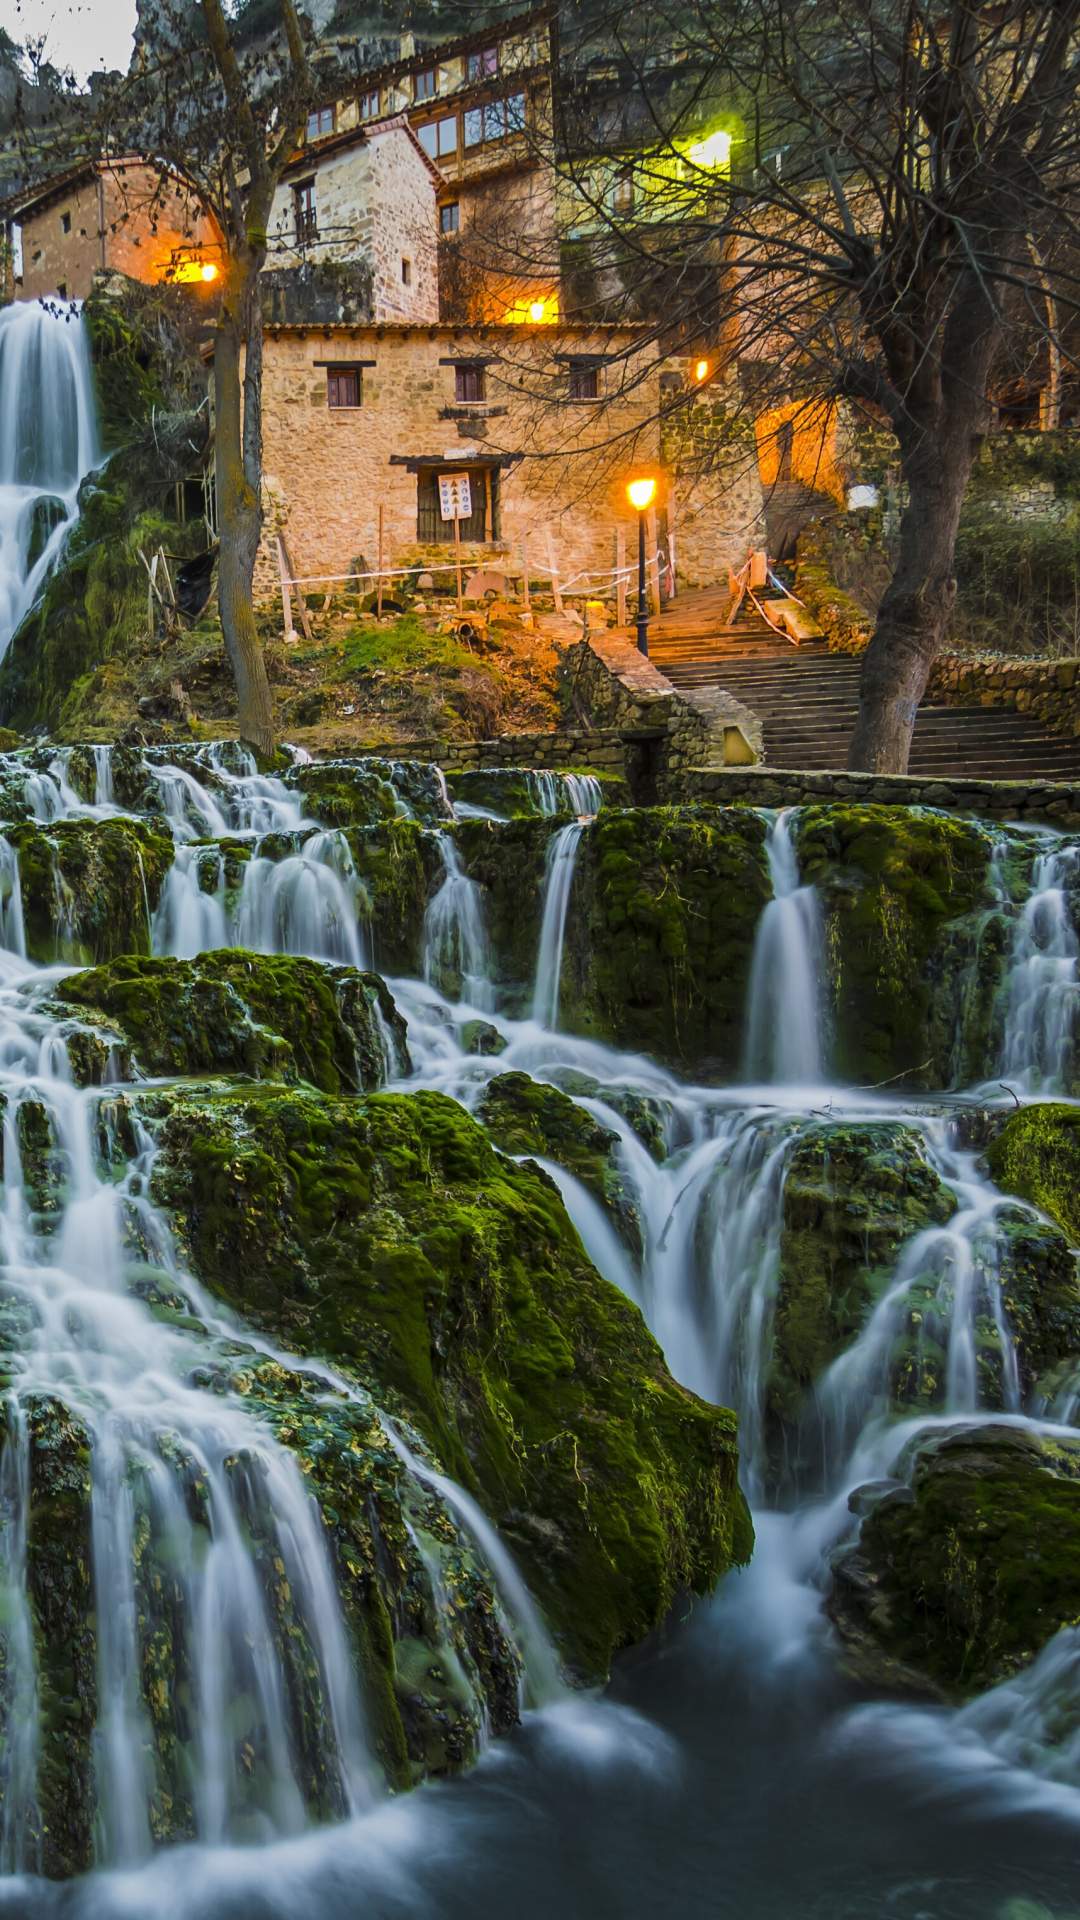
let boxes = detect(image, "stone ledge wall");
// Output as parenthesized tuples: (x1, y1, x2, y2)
(346, 727, 628, 775)
(676, 763, 1080, 827)
(926, 655, 1080, 740)
(558, 633, 763, 781)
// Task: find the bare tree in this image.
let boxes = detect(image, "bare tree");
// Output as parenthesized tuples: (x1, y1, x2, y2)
(539, 0, 1080, 772)
(11, 0, 314, 756)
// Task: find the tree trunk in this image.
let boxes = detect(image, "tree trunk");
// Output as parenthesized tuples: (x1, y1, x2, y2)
(846, 420, 975, 774)
(214, 272, 275, 759)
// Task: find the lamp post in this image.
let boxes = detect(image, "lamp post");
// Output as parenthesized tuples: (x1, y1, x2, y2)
(626, 476, 657, 656)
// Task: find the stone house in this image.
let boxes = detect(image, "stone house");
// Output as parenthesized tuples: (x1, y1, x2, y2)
(216, 320, 758, 606)
(268, 116, 442, 326)
(0, 156, 223, 303)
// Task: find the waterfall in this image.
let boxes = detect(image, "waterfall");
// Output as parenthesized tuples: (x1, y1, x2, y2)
(744, 811, 826, 1083)
(423, 834, 494, 1010)
(234, 831, 366, 967)
(0, 302, 99, 660)
(999, 843, 1080, 1090)
(532, 823, 586, 1031)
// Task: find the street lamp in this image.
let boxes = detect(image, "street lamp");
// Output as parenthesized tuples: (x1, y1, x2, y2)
(626, 475, 657, 656)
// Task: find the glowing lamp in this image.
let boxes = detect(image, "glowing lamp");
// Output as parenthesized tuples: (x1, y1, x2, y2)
(529, 300, 546, 321)
(627, 477, 656, 511)
(687, 129, 732, 169)
(201, 262, 218, 282)
(696, 359, 709, 381)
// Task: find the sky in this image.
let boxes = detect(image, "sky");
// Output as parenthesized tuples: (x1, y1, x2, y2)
(0, 0, 138, 82)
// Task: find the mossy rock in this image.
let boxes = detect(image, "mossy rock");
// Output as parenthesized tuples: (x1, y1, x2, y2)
(771, 1122, 957, 1434)
(53, 951, 408, 1092)
(831, 1424, 1080, 1696)
(281, 760, 407, 830)
(144, 1082, 752, 1681)
(6, 816, 174, 964)
(986, 1102, 1080, 1246)
(25, 1393, 98, 1878)
(795, 805, 999, 1087)
(345, 819, 443, 976)
(476, 1070, 642, 1258)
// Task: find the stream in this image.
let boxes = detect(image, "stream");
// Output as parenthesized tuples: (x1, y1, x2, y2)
(0, 739, 1075, 1913)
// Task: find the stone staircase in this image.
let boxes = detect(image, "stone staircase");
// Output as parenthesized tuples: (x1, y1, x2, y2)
(660, 653, 1080, 781)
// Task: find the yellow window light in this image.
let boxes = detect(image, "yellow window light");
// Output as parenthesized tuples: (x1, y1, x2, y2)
(687, 128, 732, 169)
(169, 256, 220, 286)
(627, 476, 656, 511)
(696, 359, 709, 380)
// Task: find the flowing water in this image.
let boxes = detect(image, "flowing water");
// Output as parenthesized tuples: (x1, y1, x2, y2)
(0, 304, 99, 661)
(0, 752, 1078, 1912)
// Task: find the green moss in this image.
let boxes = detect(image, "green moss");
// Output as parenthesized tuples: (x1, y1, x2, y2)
(833, 1425, 1080, 1695)
(25, 1394, 97, 1878)
(6, 816, 173, 964)
(568, 807, 771, 1075)
(54, 951, 407, 1093)
(795, 805, 998, 1087)
(987, 1103, 1080, 1246)
(772, 1122, 956, 1432)
(476, 1071, 642, 1258)
(144, 1082, 751, 1682)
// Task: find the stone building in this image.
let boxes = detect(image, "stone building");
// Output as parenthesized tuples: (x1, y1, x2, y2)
(293, 7, 558, 324)
(0, 156, 222, 303)
(220, 321, 757, 606)
(268, 116, 442, 326)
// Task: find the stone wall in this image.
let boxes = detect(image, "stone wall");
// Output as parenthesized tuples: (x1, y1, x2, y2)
(926, 655, 1080, 739)
(558, 632, 762, 781)
(676, 763, 1080, 827)
(269, 120, 439, 326)
(660, 367, 765, 588)
(251, 321, 662, 607)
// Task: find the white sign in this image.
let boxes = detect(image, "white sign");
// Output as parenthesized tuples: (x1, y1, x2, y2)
(847, 484, 879, 510)
(439, 473, 472, 522)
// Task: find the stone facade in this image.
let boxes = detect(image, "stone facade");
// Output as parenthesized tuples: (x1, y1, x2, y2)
(271, 118, 440, 326)
(251, 320, 666, 603)
(676, 764, 1080, 828)
(3, 158, 222, 303)
(927, 655, 1080, 740)
(560, 632, 762, 777)
(660, 365, 767, 588)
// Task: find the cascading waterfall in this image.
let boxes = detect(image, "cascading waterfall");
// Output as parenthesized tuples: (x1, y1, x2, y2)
(423, 833, 494, 1009)
(1, 737, 1080, 1905)
(0, 303, 99, 661)
(744, 810, 826, 1082)
(999, 841, 1080, 1090)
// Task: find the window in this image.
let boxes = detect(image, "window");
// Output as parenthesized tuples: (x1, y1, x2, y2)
(468, 47, 498, 80)
(474, 92, 526, 144)
(612, 167, 634, 214)
(60, 211, 71, 234)
(306, 106, 334, 140)
(327, 367, 361, 408)
(360, 89, 380, 120)
(455, 365, 485, 402)
(414, 67, 437, 100)
(294, 180, 317, 245)
(440, 201, 459, 233)
(568, 363, 599, 400)
(401, 257, 412, 285)
(418, 114, 458, 160)
(417, 467, 489, 542)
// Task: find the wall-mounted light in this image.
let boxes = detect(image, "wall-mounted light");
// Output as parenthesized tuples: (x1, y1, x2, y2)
(687, 129, 732, 169)
(695, 359, 709, 381)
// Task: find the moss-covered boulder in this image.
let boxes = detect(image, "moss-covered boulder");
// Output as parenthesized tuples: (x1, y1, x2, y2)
(476, 1070, 642, 1257)
(53, 951, 408, 1092)
(831, 1424, 1080, 1696)
(144, 1082, 752, 1681)
(986, 1102, 1080, 1246)
(281, 759, 416, 830)
(795, 805, 999, 1087)
(771, 1122, 957, 1430)
(8, 816, 173, 963)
